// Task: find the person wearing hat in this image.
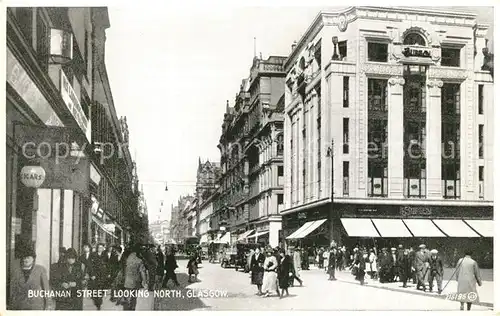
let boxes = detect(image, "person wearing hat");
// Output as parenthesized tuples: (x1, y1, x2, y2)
(52, 248, 85, 310)
(122, 242, 148, 310)
(399, 248, 413, 288)
(456, 249, 482, 311)
(250, 246, 265, 295)
(9, 242, 52, 310)
(390, 248, 398, 282)
(261, 248, 279, 297)
(291, 247, 303, 287)
(327, 244, 337, 281)
(414, 244, 431, 291)
(428, 249, 444, 294)
(378, 248, 391, 283)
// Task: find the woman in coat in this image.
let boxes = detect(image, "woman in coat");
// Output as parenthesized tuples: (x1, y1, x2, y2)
(187, 254, 199, 283)
(261, 249, 279, 297)
(52, 248, 85, 310)
(277, 249, 292, 298)
(250, 246, 265, 295)
(456, 250, 482, 311)
(352, 248, 366, 285)
(327, 247, 337, 280)
(368, 249, 378, 279)
(9, 243, 52, 310)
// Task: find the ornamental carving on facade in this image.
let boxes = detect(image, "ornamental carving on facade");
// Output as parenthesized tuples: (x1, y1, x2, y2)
(388, 77, 405, 86)
(322, 11, 356, 32)
(361, 64, 403, 76)
(426, 79, 444, 88)
(428, 67, 468, 80)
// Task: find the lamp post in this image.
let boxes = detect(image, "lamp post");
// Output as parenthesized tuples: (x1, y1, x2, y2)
(326, 139, 335, 245)
(332, 36, 340, 61)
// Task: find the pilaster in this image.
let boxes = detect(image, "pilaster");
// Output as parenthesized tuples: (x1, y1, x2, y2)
(426, 79, 443, 198)
(387, 76, 405, 198)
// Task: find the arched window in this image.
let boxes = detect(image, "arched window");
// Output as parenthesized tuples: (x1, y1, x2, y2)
(276, 134, 284, 156)
(404, 33, 426, 46)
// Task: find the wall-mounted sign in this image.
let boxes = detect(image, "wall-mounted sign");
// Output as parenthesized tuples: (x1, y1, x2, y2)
(402, 46, 431, 58)
(50, 29, 73, 63)
(400, 206, 432, 217)
(357, 208, 378, 214)
(60, 70, 90, 141)
(20, 166, 46, 188)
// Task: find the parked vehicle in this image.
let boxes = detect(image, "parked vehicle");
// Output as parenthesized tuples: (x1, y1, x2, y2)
(221, 243, 260, 271)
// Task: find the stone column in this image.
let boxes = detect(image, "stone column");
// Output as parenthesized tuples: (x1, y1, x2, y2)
(269, 219, 282, 248)
(329, 75, 343, 197)
(387, 77, 405, 198)
(426, 79, 444, 198)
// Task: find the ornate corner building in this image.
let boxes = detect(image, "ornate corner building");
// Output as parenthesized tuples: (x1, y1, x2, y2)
(282, 7, 493, 262)
(211, 56, 287, 247)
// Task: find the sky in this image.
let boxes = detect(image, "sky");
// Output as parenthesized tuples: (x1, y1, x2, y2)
(103, 4, 494, 224)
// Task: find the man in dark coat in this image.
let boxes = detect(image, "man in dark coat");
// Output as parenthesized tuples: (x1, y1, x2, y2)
(89, 243, 107, 310)
(277, 249, 292, 298)
(428, 249, 444, 294)
(378, 248, 392, 283)
(414, 244, 431, 291)
(328, 244, 337, 281)
(399, 249, 413, 288)
(52, 248, 85, 310)
(250, 246, 265, 295)
(79, 244, 93, 282)
(408, 247, 417, 284)
(396, 244, 405, 281)
(162, 246, 180, 287)
(156, 244, 167, 289)
(142, 245, 158, 290)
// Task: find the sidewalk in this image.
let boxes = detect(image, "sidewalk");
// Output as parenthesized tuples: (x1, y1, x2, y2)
(303, 267, 494, 308)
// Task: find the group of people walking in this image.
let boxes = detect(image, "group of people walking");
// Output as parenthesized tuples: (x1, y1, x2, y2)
(8, 240, 185, 311)
(248, 246, 303, 298)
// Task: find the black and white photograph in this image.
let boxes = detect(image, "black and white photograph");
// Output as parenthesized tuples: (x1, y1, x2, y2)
(3, 2, 496, 312)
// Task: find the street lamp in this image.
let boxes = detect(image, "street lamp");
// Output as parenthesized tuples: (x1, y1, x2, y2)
(326, 139, 335, 244)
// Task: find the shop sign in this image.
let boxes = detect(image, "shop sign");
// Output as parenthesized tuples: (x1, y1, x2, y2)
(402, 46, 431, 58)
(50, 29, 73, 62)
(357, 208, 378, 214)
(298, 212, 307, 219)
(20, 165, 46, 188)
(400, 206, 432, 217)
(7, 49, 63, 126)
(60, 70, 90, 141)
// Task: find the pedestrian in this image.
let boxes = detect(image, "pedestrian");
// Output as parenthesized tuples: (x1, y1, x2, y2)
(291, 247, 303, 286)
(317, 247, 323, 269)
(261, 248, 279, 297)
(105, 246, 120, 288)
(250, 246, 265, 295)
(79, 244, 93, 283)
(456, 250, 482, 311)
(142, 244, 158, 290)
(399, 249, 413, 288)
(428, 249, 444, 294)
(52, 248, 85, 310)
(368, 248, 378, 279)
(187, 254, 199, 283)
(323, 248, 329, 272)
(396, 244, 404, 281)
(89, 243, 107, 310)
(162, 245, 180, 287)
(8, 242, 52, 310)
(408, 246, 417, 284)
(390, 248, 398, 282)
(277, 249, 292, 298)
(122, 243, 148, 311)
(414, 244, 431, 291)
(378, 248, 390, 283)
(351, 248, 366, 285)
(327, 244, 337, 281)
(156, 244, 167, 289)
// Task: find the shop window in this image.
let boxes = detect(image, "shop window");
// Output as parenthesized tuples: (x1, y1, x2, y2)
(343, 118, 349, 154)
(442, 83, 461, 115)
(478, 85, 484, 115)
(368, 79, 388, 111)
(367, 42, 388, 62)
(442, 163, 460, 199)
(368, 161, 387, 197)
(368, 119, 388, 159)
(14, 8, 34, 46)
(478, 124, 484, 159)
(441, 47, 461, 67)
(338, 41, 347, 60)
(343, 161, 349, 196)
(36, 9, 49, 72)
(343, 76, 349, 108)
(404, 163, 426, 198)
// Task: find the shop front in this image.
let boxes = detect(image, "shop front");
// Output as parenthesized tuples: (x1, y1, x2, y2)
(283, 202, 493, 268)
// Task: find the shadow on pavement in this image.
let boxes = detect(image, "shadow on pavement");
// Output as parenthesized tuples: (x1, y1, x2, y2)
(154, 272, 208, 311)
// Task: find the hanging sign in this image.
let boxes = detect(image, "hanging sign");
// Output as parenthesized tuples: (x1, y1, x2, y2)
(402, 46, 431, 58)
(20, 166, 46, 188)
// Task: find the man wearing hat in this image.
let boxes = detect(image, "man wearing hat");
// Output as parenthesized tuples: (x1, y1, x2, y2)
(390, 248, 398, 282)
(428, 249, 444, 294)
(52, 248, 85, 310)
(414, 244, 431, 291)
(378, 248, 391, 283)
(9, 242, 52, 310)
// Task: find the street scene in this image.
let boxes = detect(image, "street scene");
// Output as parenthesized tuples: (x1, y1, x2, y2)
(5, 4, 495, 313)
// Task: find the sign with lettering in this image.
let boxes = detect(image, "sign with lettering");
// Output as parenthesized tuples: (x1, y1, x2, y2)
(400, 206, 432, 217)
(357, 208, 378, 214)
(60, 70, 90, 141)
(20, 166, 46, 188)
(402, 46, 431, 58)
(50, 29, 73, 62)
(7, 49, 63, 126)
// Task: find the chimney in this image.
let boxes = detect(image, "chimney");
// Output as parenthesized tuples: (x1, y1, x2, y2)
(291, 40, 297, 52)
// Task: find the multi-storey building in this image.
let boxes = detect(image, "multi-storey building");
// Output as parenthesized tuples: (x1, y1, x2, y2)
(169, 195, 194, 242)
(195, 159, 221, 242)
(282, 6, 493, 261)
(6, 7, 144, 297)
(214, 56, 286, 247)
